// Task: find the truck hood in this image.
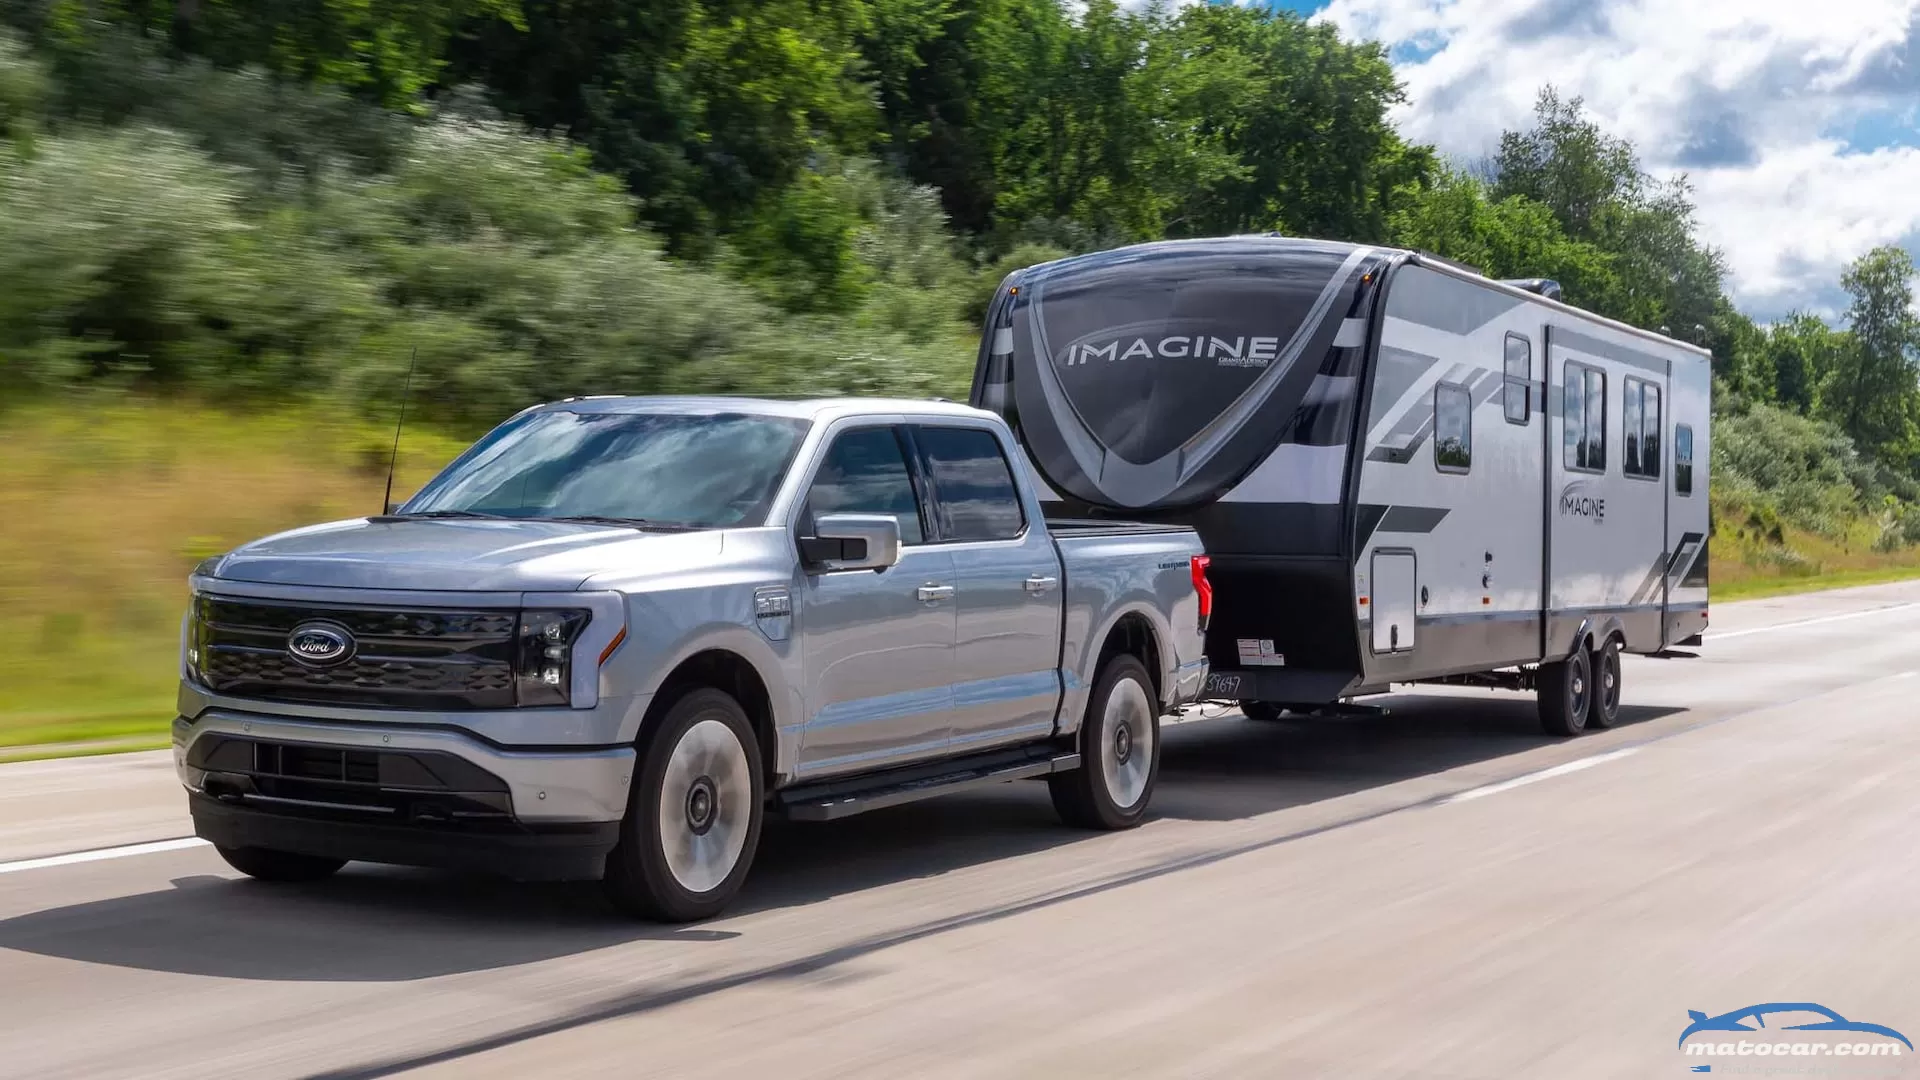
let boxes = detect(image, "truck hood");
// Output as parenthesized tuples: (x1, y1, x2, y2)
(203, 518, 729, 593)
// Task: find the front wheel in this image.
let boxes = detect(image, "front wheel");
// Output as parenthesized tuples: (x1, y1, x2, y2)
(1050, 654, 1161, 830)
(215, 845, 346, 883)
(603, 687, 764, 922)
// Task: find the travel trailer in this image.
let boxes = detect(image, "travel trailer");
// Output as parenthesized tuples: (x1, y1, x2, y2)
(970, 236, 1711, 735)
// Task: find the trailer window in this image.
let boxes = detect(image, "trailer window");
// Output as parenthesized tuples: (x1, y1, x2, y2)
(1503, 334, 1532, 425)
(1675, 424, 1694, 495)
(1564, 362, 1606, 472)
(1624, 378, 1661, 479)
(1434, 382, 1472, 473)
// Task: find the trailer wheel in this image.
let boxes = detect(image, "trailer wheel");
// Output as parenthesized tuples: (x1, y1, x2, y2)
(603, 687, 764, 922)
(1586, 638, 1623, 729)
(1239, 701, 1286, 723)
(1051, 654, 1160, 830)
(1536, 647, 1592, 737)
(214, 846, 346, 883)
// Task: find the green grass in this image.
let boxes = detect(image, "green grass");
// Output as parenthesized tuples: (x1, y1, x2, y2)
(0, 396, 470, 749)
(1707, 564, 1920, 601)
(3, 396, 1919, 758)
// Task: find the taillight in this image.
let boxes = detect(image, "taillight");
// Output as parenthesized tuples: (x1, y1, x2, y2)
(1191, 555, 1212, 632)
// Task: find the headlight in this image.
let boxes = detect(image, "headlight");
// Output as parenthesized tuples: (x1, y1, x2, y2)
(514, 609, 590, 707)
(184, 594, 208, 682)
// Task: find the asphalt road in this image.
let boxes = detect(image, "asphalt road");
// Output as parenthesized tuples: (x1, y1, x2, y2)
(4, 581, 1920, 1079)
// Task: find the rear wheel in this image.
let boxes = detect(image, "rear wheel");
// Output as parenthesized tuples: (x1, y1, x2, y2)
(603, 687, 764, 922)
(1586, 638, 1623, 729)
(1051, 654, 1160, 830)
(1239, 701, 1287, 723)
(1536, 646, 1592, 737)
(215, 845, 346, 883)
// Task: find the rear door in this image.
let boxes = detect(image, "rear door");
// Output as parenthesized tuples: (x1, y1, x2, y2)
(912, 423, 1065, 752)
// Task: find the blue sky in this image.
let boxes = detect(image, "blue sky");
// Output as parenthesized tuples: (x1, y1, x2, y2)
(1165, 0, 1920, 321)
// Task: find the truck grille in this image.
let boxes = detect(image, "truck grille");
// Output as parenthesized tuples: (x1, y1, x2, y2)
(194, 596, 520, 710)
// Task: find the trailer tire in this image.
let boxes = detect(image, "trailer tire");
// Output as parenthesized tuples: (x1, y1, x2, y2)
(603, 687, 764, 922)
(215, 845, 346, 883)
(1051, 654, 1160, 830)
(1586, 638, 1623, 729)
(1536, 647, 1592, 737)
(1239, 701, 1287, 723)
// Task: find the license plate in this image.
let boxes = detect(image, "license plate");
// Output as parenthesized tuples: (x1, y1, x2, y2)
(1204, 673, 1243, 698)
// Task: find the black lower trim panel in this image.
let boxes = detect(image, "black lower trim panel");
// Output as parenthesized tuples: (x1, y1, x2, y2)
(189, 794, 620, 881)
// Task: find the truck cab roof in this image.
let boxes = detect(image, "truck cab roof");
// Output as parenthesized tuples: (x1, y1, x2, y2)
(522, 395, 996, 424)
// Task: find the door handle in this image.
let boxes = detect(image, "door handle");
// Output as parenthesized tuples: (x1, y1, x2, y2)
(917, 584, 955, 602)
(1024, 575, 1058, 593)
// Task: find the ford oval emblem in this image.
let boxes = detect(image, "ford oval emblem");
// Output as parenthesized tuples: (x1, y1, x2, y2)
(287, 621, 355, 668)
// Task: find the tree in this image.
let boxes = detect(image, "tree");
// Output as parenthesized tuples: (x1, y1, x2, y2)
(1492, 88, 1727, 340)
(27, 0, 524, 108)
(1822, 246, 1920, 466)
(1765, 313, 1849, 414)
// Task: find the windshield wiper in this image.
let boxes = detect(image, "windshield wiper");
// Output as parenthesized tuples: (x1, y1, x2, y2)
(369, 509, 515, 522)
(545, 515, 700, 532)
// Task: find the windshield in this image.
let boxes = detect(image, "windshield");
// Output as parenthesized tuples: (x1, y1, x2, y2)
(400, 410, 811, 528)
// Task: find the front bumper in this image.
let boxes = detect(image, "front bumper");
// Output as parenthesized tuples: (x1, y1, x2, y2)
(174, 710, 634, 880)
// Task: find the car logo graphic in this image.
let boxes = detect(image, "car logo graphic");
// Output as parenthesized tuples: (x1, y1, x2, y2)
(1678, 1003, 1912, 1049)
(286, 621, 356, 668)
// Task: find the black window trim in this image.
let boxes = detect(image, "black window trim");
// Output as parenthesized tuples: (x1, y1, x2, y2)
(1433, 380, 1473, 475)
(1502, 332, 1533, 426)
(1622, 375, 1662, 482)
(1563, 359, 1607, 475)
(908, 422, 1031, 545)
(1674, 422, 1696, 497)
(793, 422, 935, 549)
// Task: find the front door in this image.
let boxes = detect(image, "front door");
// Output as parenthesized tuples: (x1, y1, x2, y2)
(912, 424, 1065, 751)
(795, 425, 956, 778)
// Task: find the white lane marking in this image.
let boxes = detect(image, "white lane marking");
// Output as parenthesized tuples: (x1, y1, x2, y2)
(0, 837, 207, 876)
(1442, 747, 1641, 805)
(1709, 602, 1920, 641)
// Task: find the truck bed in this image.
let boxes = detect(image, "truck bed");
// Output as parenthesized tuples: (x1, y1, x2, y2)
(1043, 517, 1199, 538)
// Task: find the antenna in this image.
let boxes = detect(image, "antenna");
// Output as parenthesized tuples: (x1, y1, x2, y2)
(381, 347, 418, 515)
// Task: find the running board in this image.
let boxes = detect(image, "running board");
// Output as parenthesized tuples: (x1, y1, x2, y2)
(776, 744, 1081, 822)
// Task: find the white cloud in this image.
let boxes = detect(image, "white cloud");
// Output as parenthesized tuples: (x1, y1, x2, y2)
(1317, 0, 1920, 319)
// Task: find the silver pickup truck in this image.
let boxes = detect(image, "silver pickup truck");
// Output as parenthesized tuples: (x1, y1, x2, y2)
(176, 396, 1210, 920)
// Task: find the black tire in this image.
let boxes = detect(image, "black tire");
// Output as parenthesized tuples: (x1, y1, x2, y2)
(215, 845, 346, 883)
(1587, 638, 1623, 729)
(603, 687, 765, 922)
(1239, 701, 1287, 723)
(1537, 645, 1593, 737)
(1050, 654, 1161, 830)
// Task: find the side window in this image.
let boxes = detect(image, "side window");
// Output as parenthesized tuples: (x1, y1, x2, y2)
(1434, 382, 1472, 473)
(804, 427, 925, 544)
(1564, 361, 1607, 472)
(1624, 378, 1662, 479)
(1675, 424, 1694, 496)
(915, 425, 1026, 541)
(1503, 334, 1532, 425)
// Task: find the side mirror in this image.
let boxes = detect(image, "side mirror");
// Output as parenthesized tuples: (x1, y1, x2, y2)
(800, 513, 901, 573)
